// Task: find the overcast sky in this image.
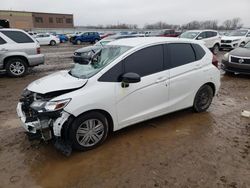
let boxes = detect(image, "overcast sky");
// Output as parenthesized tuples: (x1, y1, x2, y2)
(1, 0, 250, 27)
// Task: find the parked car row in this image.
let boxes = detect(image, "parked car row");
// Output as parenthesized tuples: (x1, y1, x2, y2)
(180, 29, 250, 54)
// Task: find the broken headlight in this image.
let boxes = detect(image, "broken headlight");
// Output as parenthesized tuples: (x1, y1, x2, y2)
(31, 99, 71, 112)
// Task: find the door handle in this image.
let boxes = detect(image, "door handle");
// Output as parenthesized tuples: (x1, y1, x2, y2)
(156, 77, 167, 83)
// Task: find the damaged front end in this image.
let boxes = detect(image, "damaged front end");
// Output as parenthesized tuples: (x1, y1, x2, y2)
(16, 89, 74, 155)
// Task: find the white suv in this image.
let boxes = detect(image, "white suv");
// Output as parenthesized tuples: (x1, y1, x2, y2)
(0, 28, 44, 77)
(221, 29, 250, 50)
(17, 37, 220, 154)
(180, 30, 221, 54)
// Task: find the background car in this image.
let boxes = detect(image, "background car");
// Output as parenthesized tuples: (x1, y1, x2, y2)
(57, 34, 69, 43)
(220, 29, 250, 50)
(0, 29, 44, 77)
(73, 34, 141, 63)
(221, 41, 250, 75)
(71, 32, 101, 45)
(149, 29, 180, 37)
(35, 33, 60, 46)
(180, 30, 221, 54)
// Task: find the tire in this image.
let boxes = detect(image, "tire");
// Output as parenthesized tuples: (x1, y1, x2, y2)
(50, 40, 56, 46)
(193, 85, 214, 113)
(76, 40, 81, 45)
(69, 112, 109, 151)
(5, 58, 28, 77)
(212, 44, 219, 55)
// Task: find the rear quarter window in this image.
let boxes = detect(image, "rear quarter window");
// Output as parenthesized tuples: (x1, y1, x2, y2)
(1, 31, 34, 43)
(168, 43, 196, 68)
(0, 36, 6, 45)
(191, 43, 206, 60)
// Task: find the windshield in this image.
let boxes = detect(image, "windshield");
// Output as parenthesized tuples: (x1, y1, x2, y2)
(95, 40, 112, 47)
(70, 45, 131, 79)
(180, 31, 200, 39)
(229, 30, 248, 37)
(244, 42, 250, 49)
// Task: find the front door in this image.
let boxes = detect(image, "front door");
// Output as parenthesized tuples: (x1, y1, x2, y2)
(115, 45, 170, 128)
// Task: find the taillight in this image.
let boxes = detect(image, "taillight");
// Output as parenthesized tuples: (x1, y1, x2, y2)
(37, 47, 41, 54)
(212, 55, 219, 68)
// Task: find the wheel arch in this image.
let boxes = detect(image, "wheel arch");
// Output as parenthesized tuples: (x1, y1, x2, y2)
(61, 109, 114, 139)
(200, 82, 216, 96)
(3, 55, 29, 68)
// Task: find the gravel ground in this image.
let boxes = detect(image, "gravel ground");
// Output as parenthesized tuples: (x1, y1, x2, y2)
(0, 43, 249, 188)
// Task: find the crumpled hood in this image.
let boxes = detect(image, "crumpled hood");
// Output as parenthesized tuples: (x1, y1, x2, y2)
(27, 70, 87, 94)
(221, 36, 243, 41)
(229, 47, 250, 57)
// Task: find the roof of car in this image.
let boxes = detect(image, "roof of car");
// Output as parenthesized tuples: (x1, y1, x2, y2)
(185, 29, 218, 32)
(107, 37, 201, 47)
(0, 28, 26, 32)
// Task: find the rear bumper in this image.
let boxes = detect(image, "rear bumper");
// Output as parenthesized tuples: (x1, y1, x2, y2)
(28, 54, 45, 67)
(221, 60, 250, 74)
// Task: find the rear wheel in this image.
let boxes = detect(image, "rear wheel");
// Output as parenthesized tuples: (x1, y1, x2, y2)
(5, 58, 28, 77)
(193, 85, 214, 112)
(69, 112, 109, 151)
(50, 40, 56, 46)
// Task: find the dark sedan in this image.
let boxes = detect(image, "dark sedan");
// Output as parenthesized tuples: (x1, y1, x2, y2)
(221, 42, 250, 75)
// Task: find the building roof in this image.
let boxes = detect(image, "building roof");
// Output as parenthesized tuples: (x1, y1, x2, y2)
(0, 10, 73, 16)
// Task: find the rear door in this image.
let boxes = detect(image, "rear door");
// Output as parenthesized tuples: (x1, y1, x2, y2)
(166, 43, 205, 112)
(115, 45, 170, 128)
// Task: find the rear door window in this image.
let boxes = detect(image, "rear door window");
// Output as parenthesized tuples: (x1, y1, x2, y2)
(168, 43, 196, 68)
(0, 36, 6, 45)
(124, 45, 164, 77)
(1, 31, 34, 43)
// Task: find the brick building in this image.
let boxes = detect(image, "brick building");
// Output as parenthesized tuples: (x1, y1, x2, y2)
(0, 10, 74, 30)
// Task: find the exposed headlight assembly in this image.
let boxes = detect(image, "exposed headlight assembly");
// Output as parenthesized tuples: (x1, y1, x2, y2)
(31, 99, 71, 112)
(44, 99, 71, 112)
(232, 39, 240, 42)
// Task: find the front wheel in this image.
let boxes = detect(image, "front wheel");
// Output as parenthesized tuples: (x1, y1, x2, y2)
(5, 58, 28, 77)
(193, 85, 214, 112)
(69, 112, 109, 151)
(76, 40, 81, 45)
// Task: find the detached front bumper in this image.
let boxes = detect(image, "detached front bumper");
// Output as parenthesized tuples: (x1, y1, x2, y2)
(16, 102, 71, 140)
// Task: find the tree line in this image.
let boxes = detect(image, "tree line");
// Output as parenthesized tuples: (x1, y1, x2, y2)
(82, 18, 244, 30)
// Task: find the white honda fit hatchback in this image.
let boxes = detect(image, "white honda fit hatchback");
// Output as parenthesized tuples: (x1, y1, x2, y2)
(17, 37, 220, 154)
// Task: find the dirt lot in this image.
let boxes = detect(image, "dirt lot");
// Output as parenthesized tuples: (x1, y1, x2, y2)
(0, 43, 249, 188)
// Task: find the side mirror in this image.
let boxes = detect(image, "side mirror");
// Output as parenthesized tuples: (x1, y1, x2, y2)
(121, 72, 141, 88)
(197, 36, 203, 40)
